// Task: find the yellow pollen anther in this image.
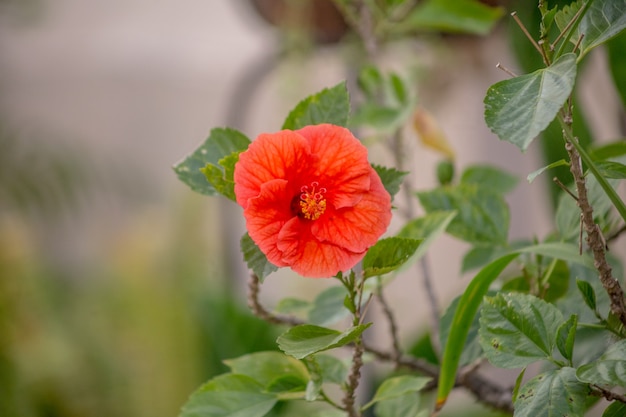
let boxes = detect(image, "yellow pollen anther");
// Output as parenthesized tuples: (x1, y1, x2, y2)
(299, 182, 327, 220)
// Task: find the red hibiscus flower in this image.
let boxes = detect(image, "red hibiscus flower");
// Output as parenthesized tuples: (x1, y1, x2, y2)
(234, 123, 392, 278)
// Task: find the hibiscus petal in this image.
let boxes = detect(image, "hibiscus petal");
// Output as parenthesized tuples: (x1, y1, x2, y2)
(234, 130, 312, 209)
(277, 219, 365, 278)
(244, 179, 294, 268)
(296, 124, 371, 209)
(311, 168, 391, 253)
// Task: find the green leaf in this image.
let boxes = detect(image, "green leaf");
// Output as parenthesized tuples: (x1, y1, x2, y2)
(277, 323, 372, 360)
(350, 104, 406, 132)
(512, 368, 526, 403)
(461, 246, 497, 273)
(398, 210, 457, 264)
(439, 294, 484, 367)
(484, 53, 577, 152)
(571, 0, 626, 60)
(372, 165, 408, 200)
(363, 376, 431, 410)
(517, 241, 595, 270)
(362, 237, 422, 278)
(174, 127, 250, 196)
(527, 159, 569, 183)
(401, 0, 504, 36)
(308, 286, 350, 326)
(223, 351, 309, 390)
(603, 401, 626, 417)
(240, 233, 278, 282)
(556, 175, 618, 240)
(180, 374, 277, 417)
(373, 392, 425, 417)
(282, 82, 350, 130)
(479, 292, 564, 368)
(357, 66, 384, 100)
(607, 31, 626, 108)
(460, 165, 518, 194)
(595, 160, 626, 179)
(590, 141, 626, 160)
(576, 279, 598, 312)
(201, 152, 240, 201)
(556, 314, 578, 363)
(417, 184, 509, 245)
(314, 354, 348, 385)
(576, 339, 626, 388)
(514, 368, 588, 417)
(436, 253, 520, 409)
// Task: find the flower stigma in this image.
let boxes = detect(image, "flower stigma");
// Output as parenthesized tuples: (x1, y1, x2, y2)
(299, 181, 327, 220)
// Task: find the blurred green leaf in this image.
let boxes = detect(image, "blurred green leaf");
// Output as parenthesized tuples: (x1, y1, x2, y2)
(179, 374, 277, 417)
(240, 233, 278, 282)
(224, 351, 309, 390)
(282, 82, 350, 130)
(603, 401, 626, 417)
(514, 368, 588, 417)
(555, 0, 626, 60)
(277, 324, 371, 360)
(362, 237, 422, 278)
(517, 241, 595, 270)
(556, 314, 577, 362)
(363, 376, 431, 410)
(479, 293, 564, 368)
(595, 161, 626, 179)
(174, 127, 250, 196)
(437, 253, 519, 408)
(576, 279, 597, 313)
(590, 141, 626, 160)
(439, 294, 484, 367)
(374, 392, 426, 417)
(576, 339, 626, 387)
(484, 53, 577, 152)
(527, 159, 569, 183)
(373, 165, 408, 201)
(556, 176, 617, 240)
(460, 165, 518, 194)
(606, 31, 626, 107)
(417, 184, 509, 245)
(400, 0, 504, 35)
(313, 354, 348, 385)
(398, 210, 457, 264)
(308, 286, 350, 326)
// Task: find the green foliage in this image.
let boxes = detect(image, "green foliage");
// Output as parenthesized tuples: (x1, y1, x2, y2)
(514, 368, 589, 417)
(362, 237, 422, 278)
(397, 210, 457, 264)
(437, 253, 519, 406)
(439, 294, 484, 367)
(180, 374, 278, 417)
(240, 233, 277, 282)
(282, 82, 350, 130)
(276, 324, 371, 360)
(484, 53, 577, 152)
(400, 0, 504, 35)
(352, 68, 414, 133)
(174, 127, 250, 196)
(417, 183, 509, 245)
(479, 293, 564, 368)
(373, 164, 408, 200)
(603, 401, 626, 417)
(555, 0, 626, 60)
(576, 339, 626, 388)
(460, 165, 518, 194)
(362, 376, 431, 410)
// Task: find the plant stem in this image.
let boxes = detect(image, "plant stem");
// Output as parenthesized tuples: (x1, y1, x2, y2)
(343, 274, 366, 417)
(558, 118, 626, 327)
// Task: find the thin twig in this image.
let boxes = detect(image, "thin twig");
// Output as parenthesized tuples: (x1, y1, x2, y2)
(607, 224, 626, 243)
(511, 11, 549, 66)
(247, 273, 304, 326)
(553, 177, 578, 201)
(590, 384, 626, 404)
(496, 62, 517, 78)
(376, 277, 402, 363)
(343, 274, 367, 417)
(563, 136, 626, 327)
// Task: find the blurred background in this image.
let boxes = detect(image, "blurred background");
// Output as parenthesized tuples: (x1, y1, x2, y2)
(0, 1, 623, 416)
